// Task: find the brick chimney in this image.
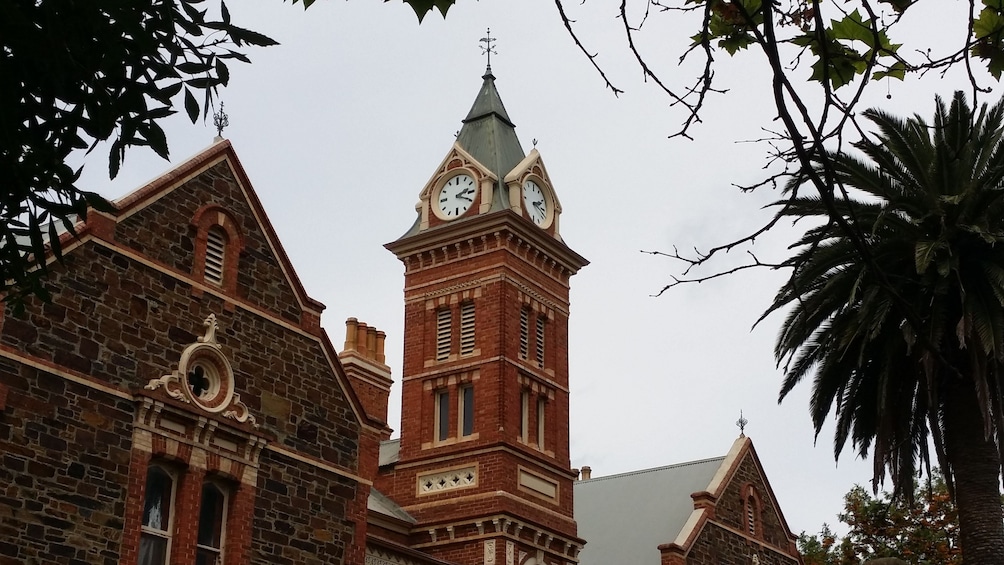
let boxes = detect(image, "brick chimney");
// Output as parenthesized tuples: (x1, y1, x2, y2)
(580, 466, 592, 480)
(339, 318, 393, 441)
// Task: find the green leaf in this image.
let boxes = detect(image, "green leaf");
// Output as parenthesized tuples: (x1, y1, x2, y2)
(915, 240, 939, 273)
(720, 33, 755, 55)
(184, 87, 199, 122)
(403, 0, 455, 22)
(144, 122, 170, 160)
(216, 59, 230, 86)
(226, 24, 279, 47)
(830, 10, 874, 45)
(974, 6, 1004, 40)
(873, 61, 907, 81)
(177, 61, 212, 74)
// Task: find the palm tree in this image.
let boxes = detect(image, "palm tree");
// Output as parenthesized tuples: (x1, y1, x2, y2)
(765, 91, 1004, 562)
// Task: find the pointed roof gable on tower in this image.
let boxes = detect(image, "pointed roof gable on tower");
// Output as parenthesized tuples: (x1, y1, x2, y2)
(455, 67, 525, 193)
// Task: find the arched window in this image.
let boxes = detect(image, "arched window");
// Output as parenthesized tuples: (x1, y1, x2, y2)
(139, 466, 176, 565)
(196, 481, 228, 565)
(191, 205, 243, 293)
(744, 484, 762, 538)
(204, 226, 227, 286)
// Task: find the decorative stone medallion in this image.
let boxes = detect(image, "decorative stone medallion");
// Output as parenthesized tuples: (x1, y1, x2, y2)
(146, 314, 256, 426)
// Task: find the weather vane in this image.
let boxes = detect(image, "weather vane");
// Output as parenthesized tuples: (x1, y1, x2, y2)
(480, 28, 497, 71)
(736, 410, 749, 436)
(213, 102, 230, 138)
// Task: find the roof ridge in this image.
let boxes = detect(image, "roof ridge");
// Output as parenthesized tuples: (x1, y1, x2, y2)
(578, 455, 727, 484)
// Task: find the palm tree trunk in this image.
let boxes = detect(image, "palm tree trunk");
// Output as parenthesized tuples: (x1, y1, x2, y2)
(943, 378, 1004, 563)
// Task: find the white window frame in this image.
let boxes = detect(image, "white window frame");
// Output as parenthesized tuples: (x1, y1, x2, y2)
(139, 464, 177, 565)
(195, 480, 229, 565)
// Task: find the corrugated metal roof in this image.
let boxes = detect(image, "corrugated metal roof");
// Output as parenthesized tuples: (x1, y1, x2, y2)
(379, 438, 400, 466)
(367, 487, 415, 524)
(573, 456, 727, 565)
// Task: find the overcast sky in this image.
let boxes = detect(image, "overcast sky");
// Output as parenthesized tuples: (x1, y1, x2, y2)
(78, 0, 985, 542)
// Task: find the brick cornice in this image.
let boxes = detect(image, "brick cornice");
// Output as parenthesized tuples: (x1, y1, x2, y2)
(386, 210, 588, 278)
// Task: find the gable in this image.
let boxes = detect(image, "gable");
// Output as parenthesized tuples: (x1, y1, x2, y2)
(663, 437, 802, 565)
(0, 140, 379, 468)
(111, 145, 316, 324)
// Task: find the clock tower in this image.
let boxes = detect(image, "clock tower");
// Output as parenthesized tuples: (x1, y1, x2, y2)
(380, 66, 588, 565)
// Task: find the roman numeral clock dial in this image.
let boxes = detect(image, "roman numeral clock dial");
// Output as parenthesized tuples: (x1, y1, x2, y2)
(436, 174, 477, 219)
(522, 180, 548, 226)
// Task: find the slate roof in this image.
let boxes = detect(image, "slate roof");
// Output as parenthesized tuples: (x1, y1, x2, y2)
(573, 455, 727, 565)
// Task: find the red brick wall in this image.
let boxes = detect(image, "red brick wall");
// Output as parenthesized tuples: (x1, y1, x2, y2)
(385, 216, 583, 555)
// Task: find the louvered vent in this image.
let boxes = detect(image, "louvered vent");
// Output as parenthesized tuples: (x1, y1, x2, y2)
(460, 302, 475, 355)
(535, 317, 545, 368)
(747, 497, 756, 535)
(205, 227, 226, 286)
(436, 309, 452, 361)
(519, 308, 529, 360)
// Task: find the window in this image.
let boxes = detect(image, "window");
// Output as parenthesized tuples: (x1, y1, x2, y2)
(519, 308, 529, 360)
(196, 482, 227, 565)
(460, 302, 476, 356)
(436, 390, 450, 441)
(436, 309, 452, 361)
(139, 466, 175, 565)
(744, 486, 761, 538)
(537, 397, 546, 449)
(460, 385, 474, 437)
(204, 226, 227, 286)
(520, 391, 529, 443)
(535, 317, 545, 368)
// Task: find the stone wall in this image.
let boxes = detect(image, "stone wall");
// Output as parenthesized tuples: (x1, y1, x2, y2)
(0, 151, 366, 565)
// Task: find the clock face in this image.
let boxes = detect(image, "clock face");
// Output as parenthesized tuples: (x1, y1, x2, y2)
(522, 180, 548, 226)
(437, 174, 477, 219)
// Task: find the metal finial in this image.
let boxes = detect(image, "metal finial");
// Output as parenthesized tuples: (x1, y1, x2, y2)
(736, 410, 748, 436)
(532, 138, 538, 148)
(479, 28, 497, 72)
(213, 102, 230, 137)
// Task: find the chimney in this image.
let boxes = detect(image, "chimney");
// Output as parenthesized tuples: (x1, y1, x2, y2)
(580, 466, 592, 480)
(339, 318, 393, 441)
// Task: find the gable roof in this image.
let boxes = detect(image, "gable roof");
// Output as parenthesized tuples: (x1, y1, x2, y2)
(110, 138, 325, 314)
(56, 139, 387, 439)
(574, 456, 725, 565)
